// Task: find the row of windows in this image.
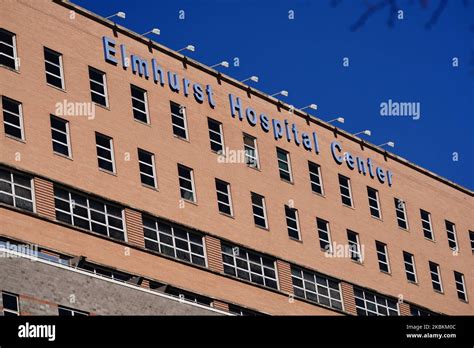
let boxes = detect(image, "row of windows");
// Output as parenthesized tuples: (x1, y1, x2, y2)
(1, 165, 471, 304)
(1, 291, 88, 316)
(2, 92, 466, 257)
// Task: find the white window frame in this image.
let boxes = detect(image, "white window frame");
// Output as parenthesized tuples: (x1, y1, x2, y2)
(131, 85, 149, 124)
(215, 179, 233, 216)
(291, 265, 343, 310)
(347, 230, 362, 262)
(50, 115, 71, 158)
(177, 164, 196, 202)
(1, 291, 19, 316)
(454, 271, 468, 302)
(2, 96, 24, 140)
(338, 174, 353, 207)
(58, 305, 88, 316)
(171, 102, 188, 139)
(221, 243, 278, 289)
(394, 198, 408, 230)
(308, 161, 323, 195)
(0, 29, 18, 70)
(243, 133, 259, 169)
(53, 186, 126, 241)
(95, 133, 116, 173)
(89, 66, 108, 107)
(138, 148, 157, 188)
(44, 47, 65, 89)
(285, 205, 300, 240)
(0, 167, 34, 212)
(420, 209, 434, 240)
(276, 147, 292, 182)
(317, 218, 332, 252)
(403, 251, 418, 283)
(142, 215, 207, 267)
(428, 261, 443, 293)
(367, 186, 381, 219)
(375, 241, 390, 273)
(208, 118, 224, 153)
(445, 220, 458, 251)
(354, 288, 399, 316)
(251, 192, 268, 229)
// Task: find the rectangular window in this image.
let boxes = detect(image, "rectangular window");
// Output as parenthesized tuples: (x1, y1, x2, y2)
(403, 251, 417, 283)
(0, 29, 18, 70)
(410, 305, 435, 316)
(420, 209, 434, 240)
(2, 96, 24, 140)
(317, 218, 332, 252)
(50, 115, 71, 157)
(470, 231, 474, 253)
(375, 241, 390, 273)
(44, 47, 64, 89)
(207, 118, 224, 153)
(80, 262, 132, 282)
(89, 67, 108, 107)
(58, 306, 88, 316)
(170, 101, 188, 139)
(0, 167, 33, 212)
(138, 148, 157, 188)
(243, 133, 259, 169)
(215, 179, 233, 216)
(2, 291, 19, 316)
(221, 242, 278, 289)
(308, 161, 323, 195)
(251, 192, 268, 229)
(228, 304, 261, 316)
(142, 214, 206, 266)
(429, 261, 443, 292)
(445, 220, 458, 251)
(454, 271, 468, 301)
(177, 164, 195, 202)
(394, 198, 408, 229)
(53, 185, 125, 241)
(95, 133, 115, 173)
(130, 85, 149, 123)
(354, 287, 399, 316)
(367, 186, 381, 218)
(276, 148, 292, 182)
(347, 230, 362, 262)
(285, 205, 300, 240)
(291, 265, 343, 310)
(338, 175, 353, 207)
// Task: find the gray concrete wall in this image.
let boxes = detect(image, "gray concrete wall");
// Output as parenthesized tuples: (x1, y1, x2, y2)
(0, 256, 221, 315)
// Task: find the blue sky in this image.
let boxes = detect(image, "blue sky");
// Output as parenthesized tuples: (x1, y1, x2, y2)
(73, 0, 474, 190)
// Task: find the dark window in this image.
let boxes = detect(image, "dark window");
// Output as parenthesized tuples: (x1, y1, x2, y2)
(130, 85, 149, 123)
(251, 192, 267, 228)
(208, 118, 224, 153)
(347, 230, 361, 262)
(2, 291, 19, 316)
(276, 148, 292, 182)
(0, 167, 33, 212)
(403, 251, 417, 283)
(50, 115, 70, 157)
(89, 67, 108, 106)
(420, 210, 434, 240)
(95, 133, 115, 172)
(243, 134, 259, 168)
(429, 261, 443, 292)
(170, 102, 187, 139)
(454, 271, 467, 301)
(44, 47, 64, 89)
(58, 306, 88, 316)
(308, 161, 323, 194)
(178, 164, 195, 202)
(2, 96, 23, 139)
(0, 29, 18, 69)
(317, 218, 331, 251)
(138, 149, 156, 188)
(375, 241, 390, 273)
(338, 175, 353, 207)
(215, 179, 232, 215)
(367, 186, 381, 218)
(445, 220, 458, 251)
(285, 205, 300, 240)
(394, 198, 408, 229)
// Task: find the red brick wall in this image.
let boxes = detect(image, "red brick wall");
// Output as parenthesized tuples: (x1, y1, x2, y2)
(33, 177, 55, 220)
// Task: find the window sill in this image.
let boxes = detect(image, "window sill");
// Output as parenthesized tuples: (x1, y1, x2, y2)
(93, 102, 110, 111)
(289, 236, 302, 243)
(380, 270, 392, 276)
(407, 280, 419, 286)
(424, 237, 436, 243)
(350, 259, 364, 266)
(5, 134, 26, 143)
(254, 224, 269, 232)
(134, 118, 151, 127)
(433, 289, 444, 295)
(46, 83, 66, 93)
(142, 184, 159, 192)
(311, 191, 325, 198)
(342, 203, 355, 210)
(246, 164, 261, 172)
(0, 64, 20, 74)
(280, 178, 294, 185)
(98, 168, 117, 176)
(53, 152, 73, 161)
(218, 212, 234, 219)
(180, 198, 198, 206)
(398, 226, 409, 232)
(173, 134, 190, 143)
(370, 215, 383, 222)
